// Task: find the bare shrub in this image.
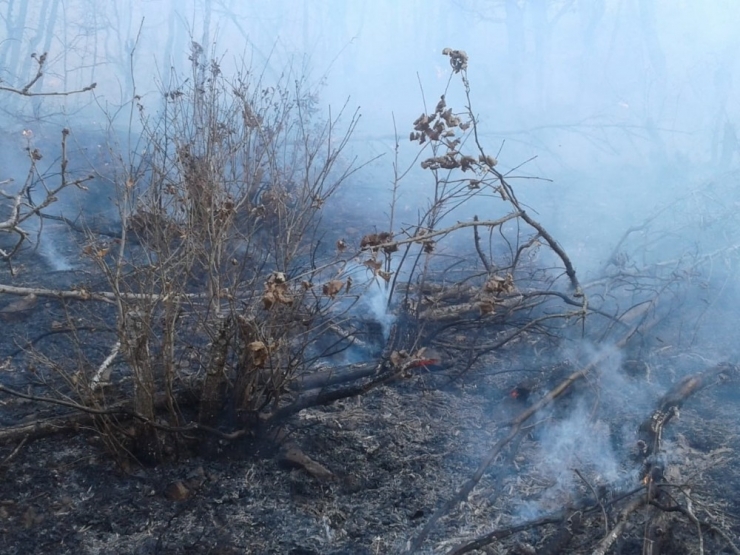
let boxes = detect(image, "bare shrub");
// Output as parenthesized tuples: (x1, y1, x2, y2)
(360, 48, 593, 380)
(78, 46, 367, 460)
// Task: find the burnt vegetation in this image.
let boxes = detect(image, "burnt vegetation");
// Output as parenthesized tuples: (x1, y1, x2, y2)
(0, 46, 739, 555)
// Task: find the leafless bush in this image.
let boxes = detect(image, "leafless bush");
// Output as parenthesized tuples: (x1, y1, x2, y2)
(356, 49, 596, 375)
(0, 51, 97, 259)
(73, 46, 370, 461)
(0, 47, 701, 468)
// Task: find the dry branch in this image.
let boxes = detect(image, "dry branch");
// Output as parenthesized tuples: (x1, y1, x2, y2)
(363, 212, 523, 253)
(0, 51, 96, 97)
(591, 496, 646, 555)
(638, 362, 736, 461)
(445, 515, 563, 555)
(0, 283, 206, 303)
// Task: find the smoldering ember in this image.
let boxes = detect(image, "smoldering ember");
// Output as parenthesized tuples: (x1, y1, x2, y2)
(1, 3, 740, 555)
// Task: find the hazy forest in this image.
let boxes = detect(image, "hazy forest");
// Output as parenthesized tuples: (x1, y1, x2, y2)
(1, 1, 740, 554)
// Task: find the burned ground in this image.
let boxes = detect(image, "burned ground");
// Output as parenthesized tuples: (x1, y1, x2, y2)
(2, 93, 740, 553)
(0, 294, 740, 555)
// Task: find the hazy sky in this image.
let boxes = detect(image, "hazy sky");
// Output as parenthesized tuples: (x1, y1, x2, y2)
(2, 0, 739, 269)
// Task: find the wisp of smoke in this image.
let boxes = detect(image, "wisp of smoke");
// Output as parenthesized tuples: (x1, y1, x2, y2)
(513, 344, 644, 522)
(364, 277, 394, 340)
(514, 402, 622, 521)
(38, 231, 73, 272)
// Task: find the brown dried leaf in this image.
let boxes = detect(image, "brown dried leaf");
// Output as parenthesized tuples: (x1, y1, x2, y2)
(165, 481, 191, 502)
(484, 274, 516, 295)
(276, 287, 293, 305)
(248, 341, 269, 367)
(435, 95, 446, 113)
(263, 272, 293, 309)
(390, 350, 408, 368)
(0, 294, 37, 315)
(479, 300, 495, 315)
(360, 231, 393, 250)
(363, 258, 382, 272)
(279, 443, 334, 481)
(262, 290, 275, 310)
(479, 154, 497, 167)
(322, 280, 344, 298)
(413, 113, 429, 131)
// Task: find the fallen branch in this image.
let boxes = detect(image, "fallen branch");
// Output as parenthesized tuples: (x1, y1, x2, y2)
(0, 384, 248, 444)
(267, 354, 442, 425)
(638, 362, 737, 460)
(0, 283, 205, 303)
(445, 514, 563, 555)
(445, 485, 647, 555)
(0, 435, 28, 468)
(591, 496, 646, 555)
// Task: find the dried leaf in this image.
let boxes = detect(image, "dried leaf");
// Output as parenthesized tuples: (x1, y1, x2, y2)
(390, 350, 408, 367)
(165, 481, 191, 502)
(263, 272, 293, 309)
(376, 270, 391, 282)
(360, 231, 393, 250)
(0, 293, 37, 315)
(279, 443, 335, 481)
(322, 280, 344, 298)
(269, 272, 287, 284)
(479, 300, 495, 315)
(484, 274, 516, 295)
(248, 341, 269, 367)
(435, 95, 446, 113)
(262, 290, 275, 310)
(363, 258, 382, 272)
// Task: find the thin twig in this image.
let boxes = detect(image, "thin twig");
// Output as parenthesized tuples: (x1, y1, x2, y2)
(574, 468, 608, 536)
(0, 436, 28, 468)
(472, 215, 491, 272)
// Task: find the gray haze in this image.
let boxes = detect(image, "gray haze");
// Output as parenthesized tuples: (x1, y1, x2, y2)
(2, 2, 740, 543)
(2, 0, 739, 275)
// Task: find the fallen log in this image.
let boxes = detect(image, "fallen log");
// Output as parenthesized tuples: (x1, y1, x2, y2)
(0, 412, 94, 444)
(637, 362, 736, 461)
(290, 361, 383, 392)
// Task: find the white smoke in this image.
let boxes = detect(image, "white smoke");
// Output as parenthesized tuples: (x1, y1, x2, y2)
(513, 345, 647, 521)
(514, 402, 624, 521)
(364, 276, 394, 340)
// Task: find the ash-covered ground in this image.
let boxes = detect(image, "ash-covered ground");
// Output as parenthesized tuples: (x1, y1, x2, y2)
(1, 321, 739, 554)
